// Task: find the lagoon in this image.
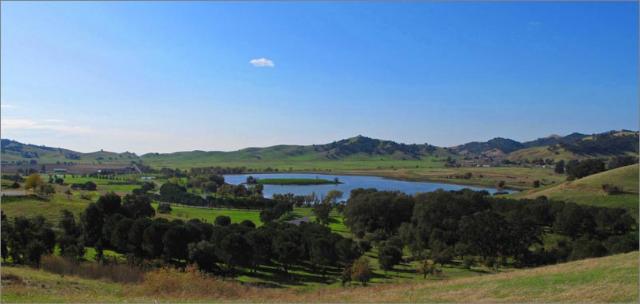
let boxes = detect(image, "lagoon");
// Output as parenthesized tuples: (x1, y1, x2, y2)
(223, 173, 511, 199)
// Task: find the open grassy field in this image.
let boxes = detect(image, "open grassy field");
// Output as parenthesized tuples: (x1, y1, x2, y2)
(2, 251, 637, 302)
(511, 164, 639, 215)
(338, 166, 565, 190)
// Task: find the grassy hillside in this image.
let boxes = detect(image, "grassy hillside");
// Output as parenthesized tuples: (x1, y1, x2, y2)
(1, 139, 137, 165)
(2, 252, 637, 302)
(511, 164, 639, 214)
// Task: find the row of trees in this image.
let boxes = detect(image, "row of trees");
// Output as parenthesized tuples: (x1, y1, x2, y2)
(554, 156, 637, 179)
(156, 182, 274, 209)
(343, 189, 638, 270)
(3, 186, 368, 280)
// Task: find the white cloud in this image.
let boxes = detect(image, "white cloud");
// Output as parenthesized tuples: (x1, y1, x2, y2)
(249, 58, 275, 68)
(1, 118, 93, 134)
(1, 103, 16, 109)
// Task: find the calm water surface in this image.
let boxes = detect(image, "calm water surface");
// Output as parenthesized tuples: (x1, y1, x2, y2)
(223, 173, 512, 199)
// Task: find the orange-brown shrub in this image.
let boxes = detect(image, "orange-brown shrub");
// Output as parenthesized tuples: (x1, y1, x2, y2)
(40, 255, 144, 283)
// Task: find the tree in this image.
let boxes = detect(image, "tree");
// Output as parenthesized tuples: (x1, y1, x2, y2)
(272, 228, 304, 273)
(378, 243, 403, 272)
(188, 240, 219, 273)
(127, 218, 152, 259)
(214, 215, 231, 226)
(122, 194, 155, 219)
(350, 256, 372, 286)
(324, 190, 343, 204)
(566, 159, 605, 180)
(24, 174, 44, 191)
(344, 189, 414, 235)
(111, 218, 134, 252)
(58, 210, 85, 261)
(142, 221, 170, 258)
(96, 192, 122, 215)
(83, 181, 97, 191)
(554, 160, 565, 174)
(25, 240, 47, 267)
(246, 228, 273, 272)
(335, 238, 361, 264)
(163, 224, 190, 261)
(309, 237, 336, 276)
(533, 180, 541, 188)
(312, 202, 332, 226)
(81, 203, 104, 247)
(157, 203, 172, 214)
(36, 184, 56, 198)
(217, 233, 253, 272)
(607, 156, 637, 170)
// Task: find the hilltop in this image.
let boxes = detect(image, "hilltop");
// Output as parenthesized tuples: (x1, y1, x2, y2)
(2, 251, 637, 302)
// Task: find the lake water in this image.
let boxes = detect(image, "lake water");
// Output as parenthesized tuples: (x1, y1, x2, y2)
(223, 173, 512, 199)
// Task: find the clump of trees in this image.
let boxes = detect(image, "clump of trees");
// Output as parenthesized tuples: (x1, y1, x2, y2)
(70, 181, 97, 191)
(343, 188, 638, 270)
(565, 159, 605, 180)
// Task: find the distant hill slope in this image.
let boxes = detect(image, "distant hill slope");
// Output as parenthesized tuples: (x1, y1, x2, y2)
(140, 135, 452, 168)
(511, 164, 639, 215)
(2, 252, 637, 302)
(2, 130, 637, 168)
(0, 139, 138, 165)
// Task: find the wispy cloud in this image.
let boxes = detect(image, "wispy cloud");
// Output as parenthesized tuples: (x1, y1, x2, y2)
(1, 103, 16, 109)
(1, 118, 93, 134)
(249, 57, 275, 68)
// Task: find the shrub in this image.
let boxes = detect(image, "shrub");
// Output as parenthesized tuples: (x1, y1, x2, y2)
(350, 256, 372, 286)
(40, 255, 144, 283)
(602, 184, 623, 195)
(157, 203, 172, 214)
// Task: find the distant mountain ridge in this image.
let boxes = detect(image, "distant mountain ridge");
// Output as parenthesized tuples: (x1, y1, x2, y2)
(1, 130, 637, 166)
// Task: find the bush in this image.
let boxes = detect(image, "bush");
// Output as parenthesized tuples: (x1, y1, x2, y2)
(601, 184, 623, 195)
(41, 255, 144, 283)
(157, 203, 172, 214)
(350, 257, 372, 286)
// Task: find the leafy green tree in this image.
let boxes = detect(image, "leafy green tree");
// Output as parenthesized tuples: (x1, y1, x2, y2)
(96, 192, 122, 215)
(142, 221, 170, 258)
(188, 240, 219, 273)
(335, 238, 361, 264)
(272, 228, 304, 273)
(58, 210, 85, 261)
(122, 194, 155, 219)
(378, 243, 403, 271)
(245, 228, 272, 272)
(312, 202, 332, 226)
(163, 224, 190, 261)
(309, 237, 337, 276)
(157, 203, 172, 214)
(217, 233, 253, 272)
(554, 160, 565, 174)
(214, 215, 231, 226)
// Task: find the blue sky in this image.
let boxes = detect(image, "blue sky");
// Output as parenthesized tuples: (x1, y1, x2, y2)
(1, 2, 637, 154)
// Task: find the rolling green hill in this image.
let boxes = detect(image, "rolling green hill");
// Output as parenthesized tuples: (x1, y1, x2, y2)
(511, 164, 639, 214)
(2, 130, 637, 170)
(2, 251, 637, 302)
(0, 139, 138, 165)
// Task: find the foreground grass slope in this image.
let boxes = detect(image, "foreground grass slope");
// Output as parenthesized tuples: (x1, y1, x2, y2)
(511, 164, 639, 214)
(2, 252, 637, 302)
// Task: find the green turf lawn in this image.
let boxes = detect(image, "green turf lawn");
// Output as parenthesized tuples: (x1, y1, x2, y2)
(1, 193, 90, 223)
(62, 176, 141, 193)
